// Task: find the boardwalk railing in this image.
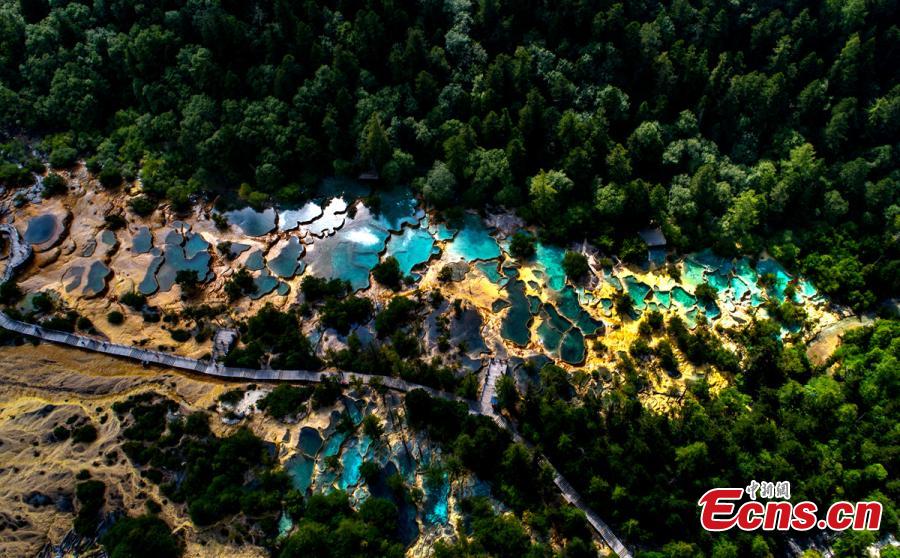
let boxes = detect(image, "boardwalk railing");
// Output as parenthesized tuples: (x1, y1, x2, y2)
(0, 310, 472, 406)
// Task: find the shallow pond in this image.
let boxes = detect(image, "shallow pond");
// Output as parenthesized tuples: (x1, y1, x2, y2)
(443, 213, 500, 262)
(757, 258, 792, 300)
(624, 276, 651, 310)
(653, 289, 671, 308)
(476, 261, 503, 284)
(423, 473, 450, 525)
(553, 286, 603, 335)
(138, 256, 164, 295)
(306, 197, 347, 237)
(183, 233, 209, 259)
(132, 227, 153, 254)
(533, 242, 567, 291)
(339, 437, 364, 490)
(99, 229, 117, 248)
(426, 217, 457, 241)
(537, 304, 570, 355)
(226, 207, 277, 236)
(279, 201, 323, 231)
(23, 214, 58, 245)
(371, 186, 423, 232)
(286, 455, 314, 493)
(251, 270, 279, 299)
(299, 427, 322, 456)
(384, 226, 435, 276)
(82, 261, 111, 297)
(305, 206, 391, 290)
(244, 250, 265, 271)
(499, 278, 532, 346)
(559, 327, 585, 364)
(672, 286, 697, 309)
(154, 233, 212, 292)
(268, 237, 305, 278)
(682, 258, 707, 288)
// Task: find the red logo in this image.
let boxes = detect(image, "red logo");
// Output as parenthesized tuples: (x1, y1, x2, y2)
(698, 487, 882, 532)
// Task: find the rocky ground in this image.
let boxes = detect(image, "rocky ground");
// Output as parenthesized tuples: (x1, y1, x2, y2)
(0, 342, 269, 557)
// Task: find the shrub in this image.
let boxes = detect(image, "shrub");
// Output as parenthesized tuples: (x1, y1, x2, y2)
(100, 515, 182, 558)
(107, 310, 124, 325)
(562, 251, 589, 282)
(128, 195, 156, 217)
(613, 292, 633, 316)
(175, 270, 201, 293)
(72, 424, 98, 444)
(218, 389, 245, 406)
(49, 147, 77, 169)
(300, 276, 350, 303)
(694, 283, 717, 304)
(104, 214, 127, 230)
(119, 291, 146, 310)
(170, 329, 191, 342)
(509, 232, 536, 259)
(320, 296, 374, 334)
(646, 310, 665, 331)
(43, 315, 76, 332)
(76, 316, 93, 331)
(224, 268, 254, 301)
(74, 479, 106, 535)
(374, 296, 417, 337)
(0, 162, 34, 187)
(656, 340, 678, 374)
(212, 213, 229, 230)
(99, 166, 122, 189)
(372, 256, 402, 290)
(42, 174, 67, 198)
(0, 281, 23, 305)
(629, 338, 653, 360)
(362, 414, 383, 439)
(257, 385, 312, 420)
(620, 237, 648, 265)
(32, 292, 54, 312)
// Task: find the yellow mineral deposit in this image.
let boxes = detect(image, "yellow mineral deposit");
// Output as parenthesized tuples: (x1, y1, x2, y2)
(0, 342, 327, 557)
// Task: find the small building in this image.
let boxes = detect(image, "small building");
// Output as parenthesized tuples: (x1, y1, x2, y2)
(639, 228, 668, 269)
(638, 227, 667, 247)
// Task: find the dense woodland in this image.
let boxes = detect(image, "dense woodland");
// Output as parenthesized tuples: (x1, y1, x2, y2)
(0, 0, 897, 310)
(513, 318, 900, 556)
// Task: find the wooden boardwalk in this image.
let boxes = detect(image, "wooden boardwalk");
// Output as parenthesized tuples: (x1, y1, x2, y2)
(478, 357, 507, 414)
(0, 311, 471, 407)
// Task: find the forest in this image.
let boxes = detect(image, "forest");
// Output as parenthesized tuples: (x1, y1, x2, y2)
(0, 0, 897, 312)
(512, 318, 899, 556)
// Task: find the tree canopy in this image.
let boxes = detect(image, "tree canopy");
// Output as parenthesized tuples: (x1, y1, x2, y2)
(0, 0, 895, 308)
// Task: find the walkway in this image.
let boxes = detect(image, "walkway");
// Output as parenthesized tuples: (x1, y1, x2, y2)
(478, 357, 507, 415)
(0, 310, 473, 407)
(0, 223, 33, 283)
